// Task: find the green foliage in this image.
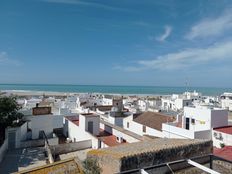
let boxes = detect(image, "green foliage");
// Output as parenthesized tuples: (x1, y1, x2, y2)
(0, 96, 23, 127)
(83, 158, 102, 174)
(220, 143, 225, 148)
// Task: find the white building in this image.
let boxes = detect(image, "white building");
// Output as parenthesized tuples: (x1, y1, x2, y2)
(25, 114, 64, 140)
(63, 113, 100, 149)
(212, 126, 232, 148)
(123, 112, 175, 138)
(221, 92, 232, 111)
(64, 113, 140, 149)
(161, 91, 201, 112)
(162, 105, 228, 139)
(137, 99, 148, 112)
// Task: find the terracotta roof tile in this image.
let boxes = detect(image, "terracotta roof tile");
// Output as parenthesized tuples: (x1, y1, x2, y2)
(214, 146, 232, 161)
(213, 126, 232, 135)
(97, 129, 126, 147)
(134, 112, 175, 131)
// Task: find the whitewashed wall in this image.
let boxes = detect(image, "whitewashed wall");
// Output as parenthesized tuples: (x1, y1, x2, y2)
(20, 122, 28, 141)
(162, 123, 194, 139)
(83, 115, 100, 136)
(124, 120, 143, 136)
(100, 122, 140, 143)
(184, 107, 211, 131)
(184, 107, 228, 131)
(112, 128, 140, 143)
(25, 115, 63, 139)
(212, 130, 232, 148)
(123, 116, 163, 138)
(66, 119, 99, 149)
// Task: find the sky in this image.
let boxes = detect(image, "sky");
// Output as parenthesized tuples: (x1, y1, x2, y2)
(0, 0, 232, 87)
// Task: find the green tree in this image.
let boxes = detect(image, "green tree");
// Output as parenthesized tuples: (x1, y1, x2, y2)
(83, 158, 102, 174)
(0, 96, 23, 143)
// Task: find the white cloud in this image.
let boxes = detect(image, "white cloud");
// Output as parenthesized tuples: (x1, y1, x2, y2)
(0, 52, 21, 66)
(156, 25, 172, 42)
(186, 9, 232, 39)
(42, 0, 129, 12)
(118, 41, 232, 71)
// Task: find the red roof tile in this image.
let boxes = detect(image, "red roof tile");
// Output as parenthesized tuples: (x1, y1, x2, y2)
(97, 129, 126, 147)
(213, 126, 232, 135)
(65, 116, 80, 126)
(134, 112, 175, 131)
(101, 135, 121, 147)
(72, 120, 79, 126)
(214, 146, 232, 161)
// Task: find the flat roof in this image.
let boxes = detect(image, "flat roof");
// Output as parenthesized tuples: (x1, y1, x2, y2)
(80, 113, 99, 117)
(214, 146, 232, 161)
(213, 126, 232, 135)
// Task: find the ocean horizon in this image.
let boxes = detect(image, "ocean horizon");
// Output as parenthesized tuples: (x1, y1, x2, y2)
(0, 84, 231, 96)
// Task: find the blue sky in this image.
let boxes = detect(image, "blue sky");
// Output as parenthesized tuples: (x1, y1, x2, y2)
(0, 0, 232, 87)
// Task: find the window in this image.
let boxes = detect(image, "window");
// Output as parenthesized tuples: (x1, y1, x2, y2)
(87, 121, 93, 134)
(185, 118, 190, 130)
(191, 118, 195, 124)
(143, 125, 146, 133)
(127, 122, 129, 128)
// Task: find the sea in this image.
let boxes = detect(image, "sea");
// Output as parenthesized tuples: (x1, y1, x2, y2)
(0, 84, 231, 96)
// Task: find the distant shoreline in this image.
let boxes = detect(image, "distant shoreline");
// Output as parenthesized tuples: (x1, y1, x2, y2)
(0, 84, 231, 96)
(1, 90, 165, 97)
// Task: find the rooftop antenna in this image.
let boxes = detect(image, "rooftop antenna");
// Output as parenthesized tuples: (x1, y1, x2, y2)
(185, 77, 189, 93)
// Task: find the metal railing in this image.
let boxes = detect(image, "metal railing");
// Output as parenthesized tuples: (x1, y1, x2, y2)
(42, 131, 54, 163)
(117, 154, 232, 174)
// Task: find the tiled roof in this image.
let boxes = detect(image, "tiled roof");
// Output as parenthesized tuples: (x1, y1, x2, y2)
(213, 126, 232, 135)
(88, 139, 211, 159)
(97, 105, 113, 111)
(80, 113, 99, 117)
(72, 120, 79, 126)
(97, 129, 126, 147)
(214, 146, 232, 161)
(134, 112, 175, 131)
(65, 116, 79, 126)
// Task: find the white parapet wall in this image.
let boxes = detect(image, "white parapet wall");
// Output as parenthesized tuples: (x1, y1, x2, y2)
(162, 123, 194, 139)
(212, 130, 232, 148)
(162, 123, 212, 140)
(51, 140, 92, 155)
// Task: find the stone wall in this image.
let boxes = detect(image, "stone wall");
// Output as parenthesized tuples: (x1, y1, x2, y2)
(14, 158, 83, 174)
(32, 107, 51, 115)
(87, 139, 213, 174)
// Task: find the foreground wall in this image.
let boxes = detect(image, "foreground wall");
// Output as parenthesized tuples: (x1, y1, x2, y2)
(51, 140, 92, 155)
(88, 139, 212, 174)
